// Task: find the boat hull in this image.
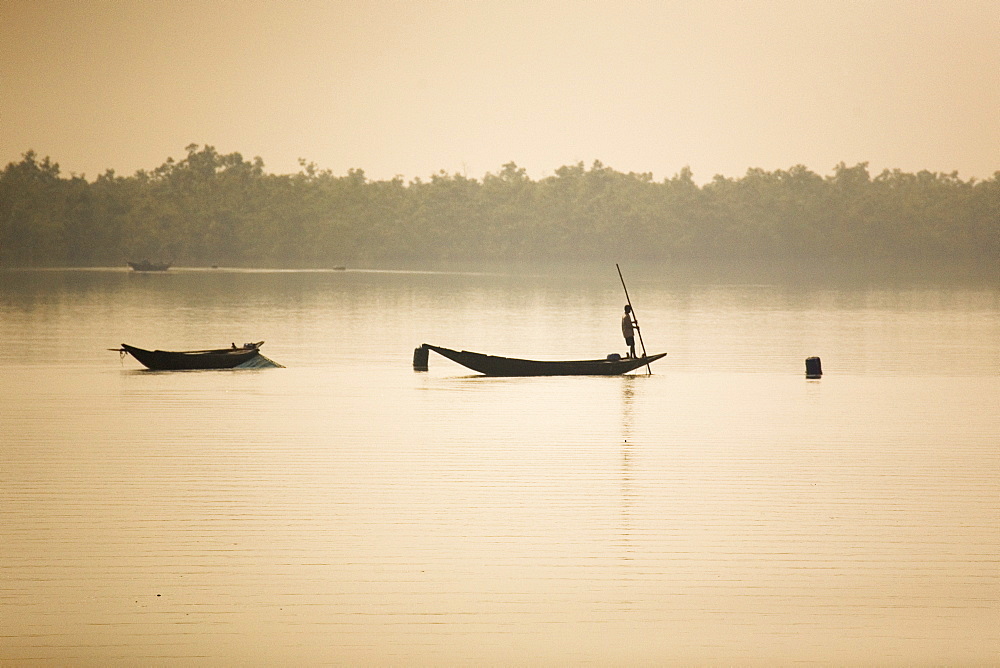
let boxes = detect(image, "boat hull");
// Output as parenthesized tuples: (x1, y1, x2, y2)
(128, 261, 171, 271)
(424, 345, 666, 376)
(120, 343, 263, 370)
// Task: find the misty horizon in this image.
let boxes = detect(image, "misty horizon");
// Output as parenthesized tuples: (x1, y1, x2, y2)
(3, 145, 997, 274)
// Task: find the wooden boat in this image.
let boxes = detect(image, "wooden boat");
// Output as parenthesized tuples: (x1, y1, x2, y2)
(128, 260, 171, 272)
(117, 342, 265, 370)
(422, 344, 666, 376)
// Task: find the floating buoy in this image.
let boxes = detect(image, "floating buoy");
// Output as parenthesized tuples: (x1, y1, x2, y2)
(805, 356, 822, 378)
(413, 345, 429, 370)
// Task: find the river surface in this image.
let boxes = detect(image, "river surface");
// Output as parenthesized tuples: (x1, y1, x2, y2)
(1, 267, 998, 666)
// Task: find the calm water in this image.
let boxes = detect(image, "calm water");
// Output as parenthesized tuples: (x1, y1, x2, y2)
(1, 267, 998, 666)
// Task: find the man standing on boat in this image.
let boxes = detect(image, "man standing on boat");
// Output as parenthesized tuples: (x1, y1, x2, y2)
(622, 305, 638, 358)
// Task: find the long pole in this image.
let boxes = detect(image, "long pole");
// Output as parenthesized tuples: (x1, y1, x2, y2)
(616, 263, 651, 374)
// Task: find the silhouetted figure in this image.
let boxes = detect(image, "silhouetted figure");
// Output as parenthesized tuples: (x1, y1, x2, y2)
(622, 305, 638, 358)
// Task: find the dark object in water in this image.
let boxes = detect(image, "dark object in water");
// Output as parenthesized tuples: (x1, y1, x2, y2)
(806, 356, 823, 378)
(422, 344, 666, 376)
(413, 345, 429, 370)
(116, 342, 266, 370)
(128, 260, 171, 271)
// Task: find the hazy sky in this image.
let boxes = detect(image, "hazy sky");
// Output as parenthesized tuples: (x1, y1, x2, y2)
(2, 0, 998, 182)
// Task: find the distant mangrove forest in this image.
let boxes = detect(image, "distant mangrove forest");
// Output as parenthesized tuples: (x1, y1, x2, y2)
(2, 144, 997, 274)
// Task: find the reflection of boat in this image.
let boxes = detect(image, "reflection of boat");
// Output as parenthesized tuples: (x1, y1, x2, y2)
(128, 260, 171, 271)
(116, 342, 266, 370)
(422, 344, 666, 376)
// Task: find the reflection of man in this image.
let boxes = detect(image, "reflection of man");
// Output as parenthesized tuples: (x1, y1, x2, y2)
(621, 305, 638, 358)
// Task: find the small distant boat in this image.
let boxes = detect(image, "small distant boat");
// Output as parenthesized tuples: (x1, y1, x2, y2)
(116, 342, 266, 370)
(422, 344, 666, 376)
(128, 260, 171, 272)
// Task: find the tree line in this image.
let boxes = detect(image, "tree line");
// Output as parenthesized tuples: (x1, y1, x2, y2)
(1, 144, 997, 273)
